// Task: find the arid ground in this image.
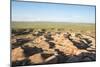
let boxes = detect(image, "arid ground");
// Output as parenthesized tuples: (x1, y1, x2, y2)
(11, 22, 96, 66)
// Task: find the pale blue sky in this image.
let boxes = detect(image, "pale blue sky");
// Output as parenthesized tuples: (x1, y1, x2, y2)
(12, 1, 95, 23)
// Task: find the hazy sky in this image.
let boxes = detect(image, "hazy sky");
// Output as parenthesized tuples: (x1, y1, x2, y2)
(12, 1, 95, 23)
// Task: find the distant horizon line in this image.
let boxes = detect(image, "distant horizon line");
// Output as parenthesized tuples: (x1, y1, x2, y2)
(12, 21, 95, 24)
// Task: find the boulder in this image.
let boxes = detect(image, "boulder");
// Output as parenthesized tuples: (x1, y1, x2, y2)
(12, 47, 25, 62)
(28, 53, 44, 64)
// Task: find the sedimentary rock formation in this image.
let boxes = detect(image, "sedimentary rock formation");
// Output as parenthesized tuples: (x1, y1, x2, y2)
(11, 29, 96, 66)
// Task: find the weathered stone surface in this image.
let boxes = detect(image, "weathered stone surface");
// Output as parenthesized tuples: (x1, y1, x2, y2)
(12, 47, 25, 62)
(11, 30, 96, 66)
(28, 53, 44, 64)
